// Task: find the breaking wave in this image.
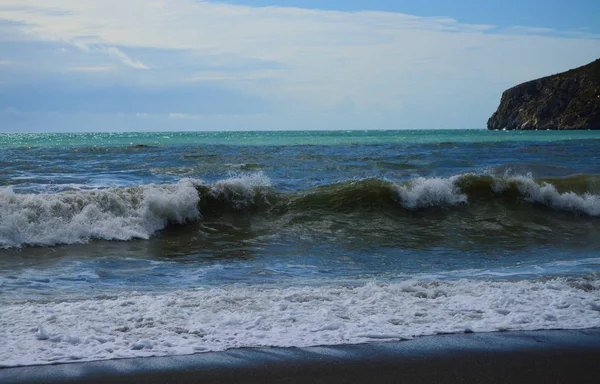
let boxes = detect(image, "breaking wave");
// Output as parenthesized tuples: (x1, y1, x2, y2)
(290, 173, 600, 215)
(0, 179, 201, 248)
(1, 172, 599, 248)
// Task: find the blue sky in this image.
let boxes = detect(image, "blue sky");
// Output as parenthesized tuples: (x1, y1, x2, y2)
(0, 0, 599, 132)
(223, 0, 600, 33)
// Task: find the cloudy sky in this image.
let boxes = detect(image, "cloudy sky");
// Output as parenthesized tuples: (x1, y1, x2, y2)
(0, 0, 599, 132)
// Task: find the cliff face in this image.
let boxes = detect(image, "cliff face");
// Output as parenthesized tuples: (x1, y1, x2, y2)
(487, 58, 600, 130)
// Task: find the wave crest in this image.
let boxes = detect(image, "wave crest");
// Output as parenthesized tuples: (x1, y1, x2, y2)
(2, 172, 599, 248)
(197, 172, 276, 214)
(493, 175, 600, 216)
(395, 176, 467, 209)
(0, 179, 201, 248)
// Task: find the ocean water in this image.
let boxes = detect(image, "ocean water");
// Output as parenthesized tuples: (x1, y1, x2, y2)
(1, 129, 600, 366)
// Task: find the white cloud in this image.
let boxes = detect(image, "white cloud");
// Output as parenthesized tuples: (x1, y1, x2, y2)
(100, 46, 149, 70)
(0, 0, 599, 130)
(68, 40, 149, 69)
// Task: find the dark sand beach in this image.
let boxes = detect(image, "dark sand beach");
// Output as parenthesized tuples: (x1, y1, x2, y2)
(2, 329, 599, 384)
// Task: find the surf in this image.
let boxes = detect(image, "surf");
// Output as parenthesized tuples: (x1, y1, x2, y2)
(2, 172, 599, 248)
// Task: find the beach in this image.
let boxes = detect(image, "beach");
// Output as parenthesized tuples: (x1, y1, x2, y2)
(2, 0, 600, 380)
(2, 329, 600, 383)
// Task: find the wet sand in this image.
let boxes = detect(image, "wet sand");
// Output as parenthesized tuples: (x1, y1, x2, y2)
(2, 329, 599, 384)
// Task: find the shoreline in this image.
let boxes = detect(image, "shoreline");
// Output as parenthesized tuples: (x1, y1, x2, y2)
(2, 328, 600, 383)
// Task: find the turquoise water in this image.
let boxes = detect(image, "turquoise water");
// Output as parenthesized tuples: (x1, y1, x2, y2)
(3, 129, 600, 148)
(1, 129, 599, 366)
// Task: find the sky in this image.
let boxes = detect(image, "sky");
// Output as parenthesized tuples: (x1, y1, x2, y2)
(0, 0, 599, 132)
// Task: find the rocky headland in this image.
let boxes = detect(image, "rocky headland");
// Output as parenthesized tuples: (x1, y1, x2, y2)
(487, 58, 600, 130)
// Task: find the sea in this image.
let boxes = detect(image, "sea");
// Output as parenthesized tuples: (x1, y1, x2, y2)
(1, 129, 600, 367)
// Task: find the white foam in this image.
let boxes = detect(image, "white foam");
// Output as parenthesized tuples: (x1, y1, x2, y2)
(208, 172, 272, 209)
(394, 176, 467, 209)
(1, 277, 599, 367)
(0, 179, 201, 248)
(394, 173, 600, 215)
(495, 175, 600, 216)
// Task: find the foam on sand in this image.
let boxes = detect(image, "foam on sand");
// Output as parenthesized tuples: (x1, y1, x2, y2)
(2, 277, 599, 367)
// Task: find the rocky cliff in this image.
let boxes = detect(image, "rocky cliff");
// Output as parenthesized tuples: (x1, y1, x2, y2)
(487, 58, 600, 130)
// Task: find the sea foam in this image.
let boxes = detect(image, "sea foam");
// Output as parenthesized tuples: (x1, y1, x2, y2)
(1, 277, 599, 367)
(395, 176, 467, 209)
(495, 174, 600, 216)
(209, 171, 272, 209)
(395, 173, 600, 216)
(0, 179, 201, 248)
(3, 172, 599, 248)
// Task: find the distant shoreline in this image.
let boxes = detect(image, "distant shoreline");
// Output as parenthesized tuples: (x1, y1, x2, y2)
(2, 329, 600, 384)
